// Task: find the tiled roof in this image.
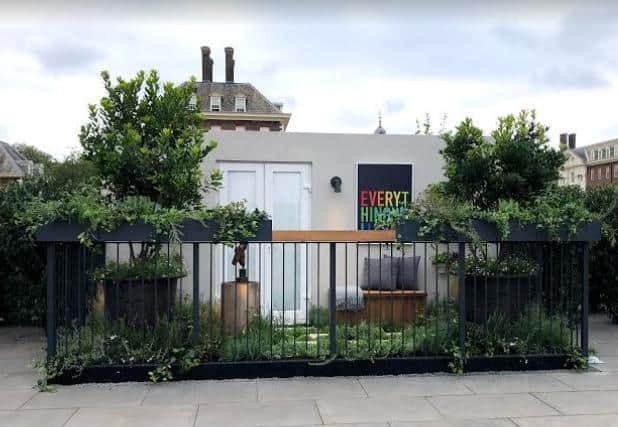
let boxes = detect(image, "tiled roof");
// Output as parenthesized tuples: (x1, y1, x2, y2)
(196, 82, 282, 114)
(570, 147, 587, 160)
(0, 141, 41, 178)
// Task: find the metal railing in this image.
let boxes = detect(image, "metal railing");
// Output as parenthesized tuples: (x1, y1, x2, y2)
(43, 236, 590, 380)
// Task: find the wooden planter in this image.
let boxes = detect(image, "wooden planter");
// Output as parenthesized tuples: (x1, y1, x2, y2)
(336, 290, 427, 327)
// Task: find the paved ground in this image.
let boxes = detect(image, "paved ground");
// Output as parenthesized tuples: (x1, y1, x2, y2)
(1, 314, 618, 426)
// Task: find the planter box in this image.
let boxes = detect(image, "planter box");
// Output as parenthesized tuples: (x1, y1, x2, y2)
(465, 274, 538, 322)
(104, 277, 179, 324)
(535, 220, 602, 242)
(36, 219, 272, 243)
(396, 220, 600, 243)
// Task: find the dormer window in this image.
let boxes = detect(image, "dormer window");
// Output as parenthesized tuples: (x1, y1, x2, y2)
(209, 95, 221, 112)
(235, 96, 246, 112)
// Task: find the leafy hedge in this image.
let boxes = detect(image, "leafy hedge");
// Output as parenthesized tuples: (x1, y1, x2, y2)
(586, 185, 618, 315)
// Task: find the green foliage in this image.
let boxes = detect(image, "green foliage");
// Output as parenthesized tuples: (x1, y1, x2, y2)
(38, 300, 582, 383)
(0, 179, 48, 325)
(585, 184, 618, 314)
(80, 70, 221, 209)
(531, 185, 594, 239)
(441, 111, 565, 210)
(565, 345, 589, 371)
(14, 143, 55, 169)
(93, 252, 186, 281)
(18, 190, 269, 248)
(484, 199, 532, 240)
(46, 151, 99, 192)
(465, 254, 538, 276)
(308, 306, 329, 329)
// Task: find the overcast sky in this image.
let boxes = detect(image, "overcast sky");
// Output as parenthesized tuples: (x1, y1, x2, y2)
(1, 0, 618, 159)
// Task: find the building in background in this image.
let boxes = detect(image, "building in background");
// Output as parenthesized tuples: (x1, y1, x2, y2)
(0, 141, 42, 188)
(197, 47, 291, 132)
(559, 133, 586, 190)
(559, 133, 618, 190)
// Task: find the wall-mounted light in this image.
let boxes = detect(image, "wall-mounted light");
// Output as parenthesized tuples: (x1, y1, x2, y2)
(330, 176, 342, 193)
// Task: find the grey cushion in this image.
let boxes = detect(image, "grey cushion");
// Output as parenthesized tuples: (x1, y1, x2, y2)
(396, 255, 421, 290)
(360, 257, 398, 290)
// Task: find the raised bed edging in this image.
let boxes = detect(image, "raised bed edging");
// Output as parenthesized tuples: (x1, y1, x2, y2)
(35, 219, 273, 243)
(51, 354, 570, 384)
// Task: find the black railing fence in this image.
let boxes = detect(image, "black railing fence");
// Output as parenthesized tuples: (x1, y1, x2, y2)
(43, 237, 590, 382)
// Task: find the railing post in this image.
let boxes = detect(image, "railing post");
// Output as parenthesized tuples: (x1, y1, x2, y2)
(582, 242, 589, 356)
(329, 242, 337, 357)
(46, 243, 56, 360)
(192, 243, 200, 345)
(457, 242, 466, 368)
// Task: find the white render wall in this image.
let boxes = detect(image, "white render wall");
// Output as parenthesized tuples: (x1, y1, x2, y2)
(190, 131, 449, 308)
(201, 130, 446, 229)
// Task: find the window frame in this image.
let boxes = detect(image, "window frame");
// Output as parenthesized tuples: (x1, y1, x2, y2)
(209, 95, 222, 112)
(235, 96, 247, 113)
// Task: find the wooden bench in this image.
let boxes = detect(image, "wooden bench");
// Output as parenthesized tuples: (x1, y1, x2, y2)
(336, 290, 427, 327)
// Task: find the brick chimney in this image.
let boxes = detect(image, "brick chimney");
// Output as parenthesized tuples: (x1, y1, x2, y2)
(225, 47, 235, 83)
(568, 133, 576, 149)
(559, 133, 568, 149)
(201, 46, 213, 82)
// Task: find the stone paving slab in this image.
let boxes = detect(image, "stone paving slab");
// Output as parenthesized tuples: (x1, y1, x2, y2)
(0, 390, 36, 410)
(260, 424, 388, 427)
(513, 414, 618, 427)
(534, 390, 618, 415)
(195, 399, 322, 426)
(429, 393, 558, 419)
(460, 373, 573, 394)
(0, 359, 32, 376)
(143, 379, 257, 406)
(391, 420, 516, 427)
(359, 375, 472, 398)
(66, 405, 197, 427)
(0, 408, 75, 427)
(316, 396, 442, 424)
(258, 377, 367, 401)
(23, 383, 149, 409)
(550, 371, 618, 390)
(594, 356, 618, 372)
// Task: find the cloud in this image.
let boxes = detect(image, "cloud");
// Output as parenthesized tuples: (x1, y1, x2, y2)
(534, 67, 609, 90)
(31, 40, 103, 74)
(385, 99, 405, 114)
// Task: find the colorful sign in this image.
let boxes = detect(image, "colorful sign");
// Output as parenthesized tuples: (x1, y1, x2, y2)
(357, 163, 413, 230)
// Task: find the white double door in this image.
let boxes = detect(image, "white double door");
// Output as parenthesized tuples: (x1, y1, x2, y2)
(219, 162, 311, 323)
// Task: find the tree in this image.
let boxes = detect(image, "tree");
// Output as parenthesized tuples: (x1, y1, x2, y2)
(80, 70, 221, 209)
(14, 143, 55, 170)
(47, 151, 99, 192)
(441, 110, 565, 209)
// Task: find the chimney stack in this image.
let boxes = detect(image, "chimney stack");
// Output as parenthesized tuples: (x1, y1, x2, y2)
(568, 133, 576, 149)
(225, 47, 235, 83)
(201, 46, 213, 82)
(559, 133, 568, 149)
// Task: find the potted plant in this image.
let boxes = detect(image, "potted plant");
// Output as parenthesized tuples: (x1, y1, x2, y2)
(464, 252, 539, 322)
